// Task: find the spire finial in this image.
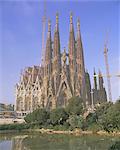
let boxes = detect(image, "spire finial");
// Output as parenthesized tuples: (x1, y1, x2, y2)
(77, 18, 80, 31)
(56, 12, 59, 24)
(70, 12, 73, 24)
(48, 20, 51, 32)
(55, 13, 59, 32)
(70, 12, 73, 32)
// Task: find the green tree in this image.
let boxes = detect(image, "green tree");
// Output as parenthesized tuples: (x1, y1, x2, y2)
(95, 102, 113, 118)
(67, 115, 84, 129)
(100, 100, 120, 132)
(86, 112, 98, 125)
(25, 108, 50, 125)
(50, 108, 68, 125)
(66, 96, 84, 116)
(108, 141, 120, 150)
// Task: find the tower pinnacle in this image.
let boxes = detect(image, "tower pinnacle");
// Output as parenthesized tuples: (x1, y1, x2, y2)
(44, 19, 52, 78)
(55, 13, 59, 32)
(70, 12, 73, 23)
(48, 20, 51, 33)
(53, 13, 61, 94)
(77, 18, 80, 31)
(94, 68, 97, 90)
(70, 12, 73, 32)
(56, 12, 59, 24)
(98, 69, 104, 90)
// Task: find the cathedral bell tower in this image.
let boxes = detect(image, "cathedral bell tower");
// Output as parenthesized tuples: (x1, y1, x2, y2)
(68, 13, 76, 95)
(44, 20, 52, 79)
(76, 19, 86, 95)
(44, 20, 52, 106)
(53, 13, 61, 95)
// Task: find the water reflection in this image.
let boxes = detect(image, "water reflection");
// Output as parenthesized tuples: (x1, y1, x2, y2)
(0, 133, 119, 150)
(12, 135, 29, 150)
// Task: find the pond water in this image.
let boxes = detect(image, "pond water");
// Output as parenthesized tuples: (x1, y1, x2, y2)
(0, 132, 120, 150)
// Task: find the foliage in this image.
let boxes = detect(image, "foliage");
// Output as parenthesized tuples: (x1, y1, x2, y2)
(50, 108, 69, 125)
(53, 124, 69, 131)
(87, 123, 102, 133)
(86, 112, 98, 124)
(0, 123, 30, 131)
(1, 98, 120, 133)
(79, 100, 120, 132)
(84, 100, 120, 133)
(95, 102, 113, 118)
(24, 108, 50, 125)
(108, 141, 120, 150)
(66, 96, 84, 116)
(67, 115, 84, 129)
(99, 100, 120, 132)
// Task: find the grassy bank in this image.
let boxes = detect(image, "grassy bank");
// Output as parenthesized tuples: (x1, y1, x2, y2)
(0, 123, 120, 137)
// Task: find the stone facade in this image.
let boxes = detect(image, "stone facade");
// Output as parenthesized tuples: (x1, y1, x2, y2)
(15, 13, 107, 115)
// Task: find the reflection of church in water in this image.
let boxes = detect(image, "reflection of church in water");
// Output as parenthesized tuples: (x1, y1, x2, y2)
(15, 13, 107, 115)
(11, 135, 28, 150)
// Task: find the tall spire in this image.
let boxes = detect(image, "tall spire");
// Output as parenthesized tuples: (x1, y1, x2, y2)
(70, 12, 73, 32)
(94, 68, 97, 90)
(77, 18, 80, 39)
(76, 18, 82, 60)
(48, 20, 51, 37)
(69, 12, 75, 57)
(68, 12, 76, 95)
(98, 69, 104, 90)
(53, 13, 61, 94)
(55, 12, 59, 32)
(53, 13, 61, 59)
(44, 20, 52, 78)
(76, 17, 86, 97)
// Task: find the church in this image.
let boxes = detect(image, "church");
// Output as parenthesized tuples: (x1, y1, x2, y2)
(15, 13, 107, 116)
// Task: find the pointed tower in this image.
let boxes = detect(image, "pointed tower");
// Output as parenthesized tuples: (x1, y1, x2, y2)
(85, 70, 92, 105)
(44, 20, 52, 79)
(43, 20, 53, 107)
(68, 13, 76, 95)
(92, 68, 99, 105)
(98, 70, 104, 90)
(53, 13, 61, 94)
(76, 18, 86, 96)
(94, 68, 97, 90)
(98, 70, 107, 103)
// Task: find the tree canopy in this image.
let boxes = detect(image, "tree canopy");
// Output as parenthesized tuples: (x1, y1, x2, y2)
(50, 108, 69, 125)
(66, 96, 84, 116)
(23, 97, 120, 133)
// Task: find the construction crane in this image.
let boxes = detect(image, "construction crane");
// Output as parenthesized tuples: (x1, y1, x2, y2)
(103, 33, 112, 102)
(94, 73, 120, 78)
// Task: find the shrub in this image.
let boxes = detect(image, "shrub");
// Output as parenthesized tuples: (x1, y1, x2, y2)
(67, 115, 84, 129)
(66, 96, 84, 116)
(50, 108, 68, 126)
(24, 108, 50, 125)
(108, 141, 120, 150)
(0, 123, 30, 131)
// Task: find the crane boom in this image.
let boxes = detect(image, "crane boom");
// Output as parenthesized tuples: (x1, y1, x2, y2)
(104, 44, 112, 102)
(93, 73, 120, 78)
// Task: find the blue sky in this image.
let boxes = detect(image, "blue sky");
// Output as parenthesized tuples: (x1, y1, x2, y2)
(0, 0, 119, 104)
